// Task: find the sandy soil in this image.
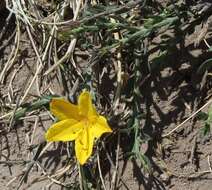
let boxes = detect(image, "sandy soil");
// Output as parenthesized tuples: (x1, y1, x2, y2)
(1, 1, 212, 190)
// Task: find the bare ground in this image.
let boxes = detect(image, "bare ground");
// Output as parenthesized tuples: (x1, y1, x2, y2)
(1, 1, 212, 190)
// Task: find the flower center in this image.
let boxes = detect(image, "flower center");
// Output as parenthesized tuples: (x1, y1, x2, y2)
(82, 116, 97, 128)
(83, 118, 89, 128)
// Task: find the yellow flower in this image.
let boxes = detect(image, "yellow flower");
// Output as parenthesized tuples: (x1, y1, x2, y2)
(45, 91, 112, 165)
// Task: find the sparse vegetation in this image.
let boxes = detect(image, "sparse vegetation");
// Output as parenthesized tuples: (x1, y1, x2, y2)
(0, 0, 212, 189)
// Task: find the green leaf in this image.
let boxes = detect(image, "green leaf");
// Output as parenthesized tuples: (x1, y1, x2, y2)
(201, 123, 211, 136)
(196, 111, 208, 121)
(206, 104, 212, 126)
(14, 95, 58, 120)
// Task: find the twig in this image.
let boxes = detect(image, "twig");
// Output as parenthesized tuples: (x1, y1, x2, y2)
(82, 0, 145, 24)
(110, 132, 120, 190)
(189, 136, 197, 171)
(102, 142, 132, 190)
(19, 27, 55, 104)
(97, 150, 107, 190)
(0, 19, 20, 84)
(163, 98, 212, 137)
(171, 155, 212, 179)
(78, 162, 83, 190)
(172, 170, 212, 179)
(28, 0, 145, 27)
(36, 161, 68, 187)
(207, 155, 212, 172)
(111, 18, 122, 110)
(0, 160, 30, 165)
(16, 142, 46, 190)
(43, 0, 82, 76)
(8, 72, 31, 131)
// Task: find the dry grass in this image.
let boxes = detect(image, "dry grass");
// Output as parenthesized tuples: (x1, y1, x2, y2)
(0, 0, 212, 189)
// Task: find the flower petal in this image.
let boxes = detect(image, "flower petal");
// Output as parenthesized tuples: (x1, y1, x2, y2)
(45, 119, 83, 142)
(92, 116, 112, 139)
(78, 91, 97, 117)
(50, 98, 81, 120)
(75, 127, 94, 165)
